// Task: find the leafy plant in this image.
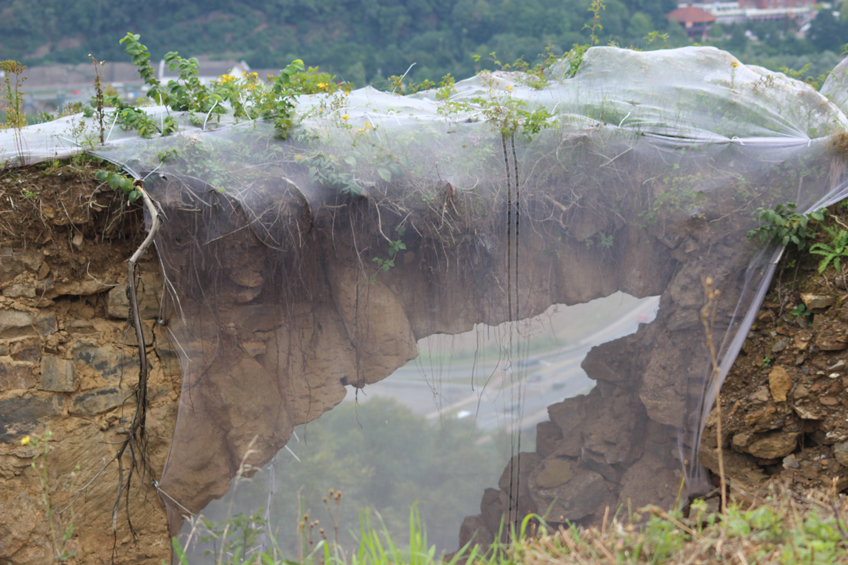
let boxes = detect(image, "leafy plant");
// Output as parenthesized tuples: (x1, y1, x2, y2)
(303, 153, 363, 196)
(791, 303, 811, 318)
(373, 237, 407, 275)
(747, 203, 824, 250)
(809, 224, 848, 273)
(118, 33, 306, 138)
(584, 0, 606, 47)
(162, 51, 212, 112)
(95, 169, 142, 203)
(119, 33, 163, 102)
(289, 66, 351, 95)
(264, 59, 306, 137)
(560, 44, 589, 79)
(645, 31, 669, 47)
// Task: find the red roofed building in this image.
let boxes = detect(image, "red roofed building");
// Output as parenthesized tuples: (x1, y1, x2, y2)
(667, 5, 717, 38)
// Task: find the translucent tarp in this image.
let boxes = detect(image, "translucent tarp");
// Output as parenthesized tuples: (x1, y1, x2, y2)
(5, 46, 848, 560)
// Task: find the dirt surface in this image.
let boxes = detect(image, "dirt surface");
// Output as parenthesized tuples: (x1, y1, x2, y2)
(0, 159, 144, 277)
(699, 206, 848, 497)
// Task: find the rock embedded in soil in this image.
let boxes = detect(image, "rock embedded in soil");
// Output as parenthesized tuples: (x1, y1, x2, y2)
(772, 337, 790, 353)
(745, 431, 800, 459)
(71, 386, 132, 416)
(801, 293, 835, 310)
(793, 384, 810, 399)
(834, 442, 848, 467)
(38, 355, 75, 392)
(2, 282, 36, 299)
(0, 363, 36, 390)
(769, 366, 792, 402)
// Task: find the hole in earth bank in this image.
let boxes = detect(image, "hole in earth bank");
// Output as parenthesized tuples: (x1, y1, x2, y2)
(179, 292, 659, 561)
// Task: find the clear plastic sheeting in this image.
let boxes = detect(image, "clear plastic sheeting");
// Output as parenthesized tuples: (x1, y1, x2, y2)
(822, 56, 848, 118)
(5, 46, 848, 561)
(182, 294, 658, 559)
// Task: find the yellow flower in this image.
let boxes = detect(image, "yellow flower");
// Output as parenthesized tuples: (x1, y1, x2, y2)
(342, 115, 349, 120)
(505, 85, 513, 91)
(21, 436, 31, 446)
(365, 122, 370, 128)
(317, 82, 328, 91)
(731, 61, 739, 68)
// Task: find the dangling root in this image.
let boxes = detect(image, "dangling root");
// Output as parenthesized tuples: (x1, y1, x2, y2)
(111, 182, 161, 561)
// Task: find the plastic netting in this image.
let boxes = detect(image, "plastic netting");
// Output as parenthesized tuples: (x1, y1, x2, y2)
(5, 46, 848, 559)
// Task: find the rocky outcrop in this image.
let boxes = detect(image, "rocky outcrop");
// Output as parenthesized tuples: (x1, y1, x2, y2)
(139, 142, 776, 543)
(0, 250, 177, 565)
(699, 283, 848, 495)
(0, 167, 178, 565)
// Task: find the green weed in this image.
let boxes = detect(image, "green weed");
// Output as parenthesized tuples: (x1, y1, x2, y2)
(747, 203, 824, 251)
(809, 224, 848, 274)
(95, 169, 141, 203)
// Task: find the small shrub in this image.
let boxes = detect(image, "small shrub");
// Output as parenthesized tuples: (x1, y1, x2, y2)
(747, 203, 824, 250)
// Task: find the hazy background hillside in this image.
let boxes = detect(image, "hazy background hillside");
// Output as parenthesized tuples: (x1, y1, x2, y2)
(1, 0, 846, 87)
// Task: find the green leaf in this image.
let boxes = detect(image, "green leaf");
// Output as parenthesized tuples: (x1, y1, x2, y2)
(108, 175, 121, 190)
(344, 156, 357, 166)
(377, 168, 392, 182)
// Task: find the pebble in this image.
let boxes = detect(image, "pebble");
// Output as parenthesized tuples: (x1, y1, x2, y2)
(772, 337, 790, 353)
(829, 360, 846, 371)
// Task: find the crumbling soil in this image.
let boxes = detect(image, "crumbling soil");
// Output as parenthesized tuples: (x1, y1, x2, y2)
(0, 161, 177, 565)
(699, 205, 848, 497)
(0, 159, 145, 289)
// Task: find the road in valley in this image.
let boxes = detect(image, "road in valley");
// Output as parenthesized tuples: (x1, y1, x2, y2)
(344, 294, 660, 432)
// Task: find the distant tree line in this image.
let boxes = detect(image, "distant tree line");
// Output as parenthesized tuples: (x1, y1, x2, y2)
(1, 0, 845, 87)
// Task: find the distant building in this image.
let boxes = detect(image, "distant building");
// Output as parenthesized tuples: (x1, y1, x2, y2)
(677, 0, 816, 24)
(12, 57, 282, 115)
(9, 62, 145, 115)
(739, 0, 811, 9)
(667, 5, 718, 38)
